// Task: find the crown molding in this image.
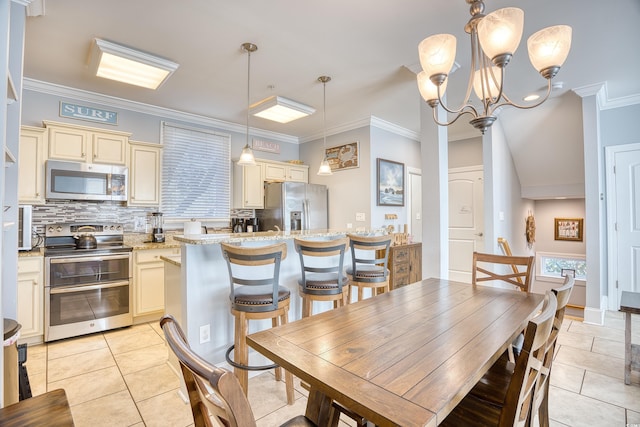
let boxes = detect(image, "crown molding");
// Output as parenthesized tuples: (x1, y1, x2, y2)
(573, 81, 640, 110)
(22, 78, 301, 144)
(24, 79, 419, 146)
(299, 116, 418, 143)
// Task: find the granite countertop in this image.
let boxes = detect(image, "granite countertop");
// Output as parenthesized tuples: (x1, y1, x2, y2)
(160, 254, 181, 267)
(124, 233, 182, 250)
(18, 248, 44, 257)
(173, 229, 382, 245)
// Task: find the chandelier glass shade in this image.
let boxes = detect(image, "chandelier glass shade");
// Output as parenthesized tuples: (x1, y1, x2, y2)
(417, 0, 572, 134)
(238, 43, 257, 166)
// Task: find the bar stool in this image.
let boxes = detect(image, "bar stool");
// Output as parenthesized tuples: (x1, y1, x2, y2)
(220, 242, 294, 405)
(294, 237, 349, 317)
(346, 234, 392, 303)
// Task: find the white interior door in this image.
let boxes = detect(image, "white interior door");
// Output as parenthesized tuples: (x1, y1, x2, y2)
(449, 167, 484, 283)
(606, 144, 640, 309)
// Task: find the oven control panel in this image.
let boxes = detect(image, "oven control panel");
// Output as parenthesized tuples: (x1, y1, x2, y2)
(46, 223, 124, 237)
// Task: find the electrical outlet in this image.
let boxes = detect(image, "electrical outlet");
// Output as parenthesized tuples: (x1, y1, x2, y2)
(199, 324, 210, 344)
(346, 223, 353, 229)
(356, 212, 366, 221)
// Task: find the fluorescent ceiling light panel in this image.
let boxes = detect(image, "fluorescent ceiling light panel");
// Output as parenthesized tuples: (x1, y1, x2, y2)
(89, 39, 179, 90)
(250, 96, 315, 123)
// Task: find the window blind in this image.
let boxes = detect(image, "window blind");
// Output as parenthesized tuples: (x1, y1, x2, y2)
(161, 122, 231, 220)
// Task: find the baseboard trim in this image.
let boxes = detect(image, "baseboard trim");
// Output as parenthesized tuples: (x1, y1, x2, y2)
(583, 307, 605, 325)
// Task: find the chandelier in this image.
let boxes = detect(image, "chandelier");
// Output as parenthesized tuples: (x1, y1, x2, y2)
(417, 1, 572, 134)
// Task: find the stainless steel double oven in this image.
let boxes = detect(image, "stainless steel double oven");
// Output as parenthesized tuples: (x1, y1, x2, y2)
(44, 223, 132, 342)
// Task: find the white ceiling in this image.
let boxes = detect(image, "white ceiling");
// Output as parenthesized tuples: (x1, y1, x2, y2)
(22, 0, 640, 196)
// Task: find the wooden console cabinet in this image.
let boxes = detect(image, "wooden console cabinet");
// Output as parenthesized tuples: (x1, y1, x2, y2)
(387, 243, 422, 289)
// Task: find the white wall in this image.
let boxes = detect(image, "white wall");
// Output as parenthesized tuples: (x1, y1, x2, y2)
(301, 126, 371, 231)
(484, 121, 533, 255)
(370, 126, 421, 231)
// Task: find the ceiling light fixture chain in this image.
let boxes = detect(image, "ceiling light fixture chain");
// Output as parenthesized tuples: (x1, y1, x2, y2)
(317, 75, 333, 176)
(416, 0, 572, 134)
(238, 42, 258, 166)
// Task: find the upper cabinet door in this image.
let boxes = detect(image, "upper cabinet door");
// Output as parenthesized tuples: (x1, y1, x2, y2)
(92, 132, 127, 165)
(128, 142, 162, 206)
(19, 126, 46, 204)
(48, 126, 89, 162)
(264, 162, 287, 181)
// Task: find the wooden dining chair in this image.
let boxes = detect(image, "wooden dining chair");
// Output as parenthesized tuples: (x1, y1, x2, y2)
(160, 315, 315, 427)
(472, 251, 535, 292)
(440, 291, 557, 427)
(346, 234, 392, 303)
(294, 237, 349, 317)
(465, 275, 574, 427)
(220, 242, 294, 404)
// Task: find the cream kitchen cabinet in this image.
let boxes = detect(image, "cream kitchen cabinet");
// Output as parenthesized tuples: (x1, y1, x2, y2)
(133, 247, 180, 321)
(17, 256, 44, 342)
(44, 120, 130, 165)
(18, 126, 46, 204)
(128, 141, 162, 206)
(263, 160, 308, 183)
(233, 161, 264, 209)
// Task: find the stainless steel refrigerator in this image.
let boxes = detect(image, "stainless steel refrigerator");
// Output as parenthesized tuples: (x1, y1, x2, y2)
(257, 182, 328, 231)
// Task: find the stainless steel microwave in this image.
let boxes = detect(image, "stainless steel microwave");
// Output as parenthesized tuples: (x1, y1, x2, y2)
(46, 160, 128, 201)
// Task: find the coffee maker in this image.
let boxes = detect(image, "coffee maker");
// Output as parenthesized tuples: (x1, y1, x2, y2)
(232, 218, 245, 233)
(151, 212, 165, 243)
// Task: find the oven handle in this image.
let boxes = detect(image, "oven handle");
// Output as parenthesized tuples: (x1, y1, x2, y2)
(48, 254, 131, 264)
(49, 280, 129, 294)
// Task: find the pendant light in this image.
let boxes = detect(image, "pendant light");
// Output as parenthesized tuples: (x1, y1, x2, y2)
(317, 76, 333, 176)
(238, 43, 257, 166)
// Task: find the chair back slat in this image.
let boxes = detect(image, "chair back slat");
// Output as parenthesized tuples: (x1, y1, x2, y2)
(472, 252, 535, 292)
(500, 291, 557, 426)
(347, 234, 392, 282)
(295, 237, 348, 295)
(529, 274, 575, 426)
(221, 242, 287, 312)
(160, 315, 258, 427)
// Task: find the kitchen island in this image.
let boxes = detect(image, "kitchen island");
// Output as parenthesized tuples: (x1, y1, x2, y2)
(165, 229, 360, 367)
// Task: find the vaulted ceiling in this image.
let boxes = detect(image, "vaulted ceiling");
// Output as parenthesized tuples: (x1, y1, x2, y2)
(22, 0, 640, 198)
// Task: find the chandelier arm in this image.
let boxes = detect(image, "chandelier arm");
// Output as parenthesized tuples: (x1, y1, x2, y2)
(438, 86, 478, 117)
(431, 106, 476, 127)
(497, 80, 553, 110)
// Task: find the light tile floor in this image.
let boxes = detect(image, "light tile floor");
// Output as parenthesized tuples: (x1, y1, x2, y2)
(21, 311, 640, 427)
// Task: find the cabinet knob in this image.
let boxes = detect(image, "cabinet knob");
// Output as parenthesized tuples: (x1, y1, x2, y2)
(35, 192, 39, 196)
(32, 280, 37, 285)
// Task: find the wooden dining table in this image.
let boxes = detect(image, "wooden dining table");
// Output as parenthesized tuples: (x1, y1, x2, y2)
(247, 278, 544, 427)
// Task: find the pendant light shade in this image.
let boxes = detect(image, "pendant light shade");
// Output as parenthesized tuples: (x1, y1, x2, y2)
(237, 43, 257, 166)
(317, 75, 333, 176)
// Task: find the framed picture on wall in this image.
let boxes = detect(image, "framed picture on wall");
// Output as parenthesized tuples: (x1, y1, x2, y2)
(554, 218, 583, 241)
(325, 141, 359, 171)
(377, 158, 404, 206)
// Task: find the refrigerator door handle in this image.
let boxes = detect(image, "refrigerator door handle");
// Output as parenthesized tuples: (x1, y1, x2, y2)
(304, 199, 309, 230)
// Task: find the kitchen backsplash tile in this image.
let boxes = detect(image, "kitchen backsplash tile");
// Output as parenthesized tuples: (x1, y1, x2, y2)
(31, 201, 248, 233)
